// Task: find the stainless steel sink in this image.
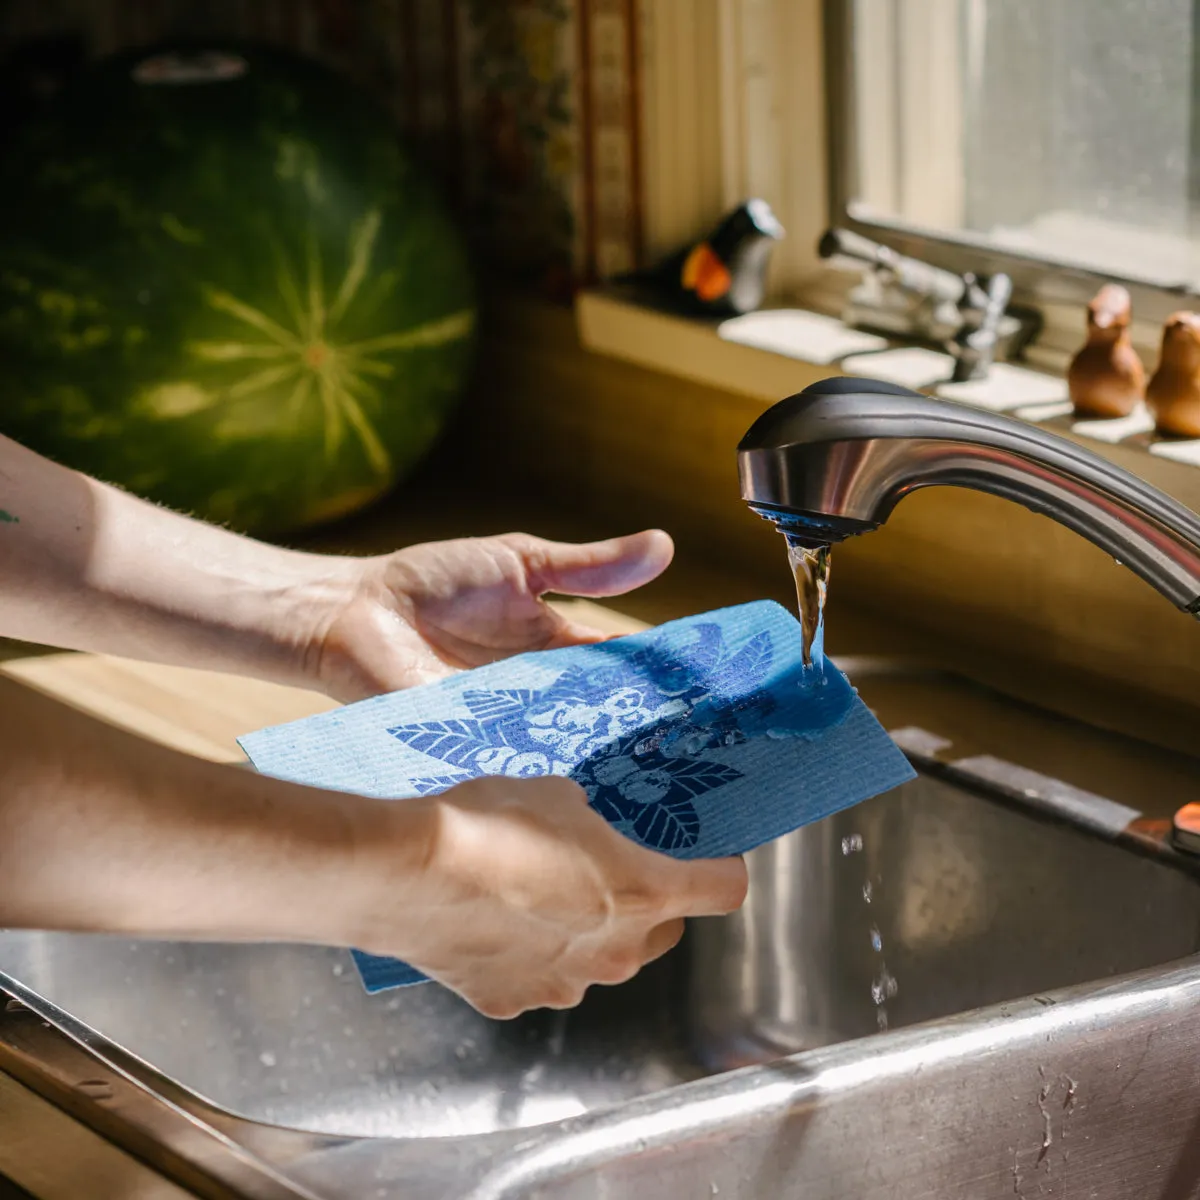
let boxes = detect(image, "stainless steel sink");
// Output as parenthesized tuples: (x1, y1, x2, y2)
(690, 764, 1200, 1069)
(3, 664, 1200, 1198)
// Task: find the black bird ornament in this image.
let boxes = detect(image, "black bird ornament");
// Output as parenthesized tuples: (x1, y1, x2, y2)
(615, 199, 785, 316)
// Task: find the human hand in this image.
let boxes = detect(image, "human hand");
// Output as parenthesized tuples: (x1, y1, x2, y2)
(306, 530, 674, 701)
(354, 773, 748, 1018)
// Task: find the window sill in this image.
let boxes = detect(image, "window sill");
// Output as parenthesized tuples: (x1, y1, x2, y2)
(574, 288, 1200, 511)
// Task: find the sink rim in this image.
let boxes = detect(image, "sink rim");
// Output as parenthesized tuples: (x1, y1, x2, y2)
(8, 946, 1200, 1199)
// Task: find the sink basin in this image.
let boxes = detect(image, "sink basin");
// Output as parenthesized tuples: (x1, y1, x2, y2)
(3, 665, 1200, 1197)
(0, 928, 706, 1141)
(691, 766, 1200, 1068)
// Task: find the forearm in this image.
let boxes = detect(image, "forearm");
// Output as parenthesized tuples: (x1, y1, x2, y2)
(0, 676, 426, 946)
(0, 433, 358, 685)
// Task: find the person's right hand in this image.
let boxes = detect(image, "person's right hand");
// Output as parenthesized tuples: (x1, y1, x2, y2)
(355, 775, 749, 1019)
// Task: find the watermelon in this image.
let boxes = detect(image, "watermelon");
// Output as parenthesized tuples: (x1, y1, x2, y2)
(0, 42, 476, 534)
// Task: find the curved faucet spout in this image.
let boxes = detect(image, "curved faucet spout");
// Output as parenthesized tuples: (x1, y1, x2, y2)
(737, 376, 1200, 613)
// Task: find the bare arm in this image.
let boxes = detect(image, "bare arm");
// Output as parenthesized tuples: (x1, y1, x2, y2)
(0, 432, 676, 700)
(0, 432, 347, 687)
(0, 677, 746, 1017)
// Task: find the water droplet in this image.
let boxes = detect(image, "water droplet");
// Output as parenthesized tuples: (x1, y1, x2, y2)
(871, 967, 898, 1004)
(870, 926, 883, 952)
(841, 833, 863, 855)
(862, 880, 873, 903)
(876, 1008, 889, 1030)
(259, 1051, 277, 1068)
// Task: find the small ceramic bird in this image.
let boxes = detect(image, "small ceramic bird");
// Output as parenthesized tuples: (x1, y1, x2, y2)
(1066, 284, 1145, 419)
(1147, 311, 1200, 438)
(615, 199, 785, 316)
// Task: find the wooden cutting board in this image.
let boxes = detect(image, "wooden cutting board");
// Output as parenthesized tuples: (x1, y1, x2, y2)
(0, 599, 645, 763)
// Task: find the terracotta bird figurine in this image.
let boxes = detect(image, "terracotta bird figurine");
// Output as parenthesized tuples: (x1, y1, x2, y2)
(615, 199, 785, 317)
(1147, 311, 1200, 438)
(1066, 284, 1145, 419)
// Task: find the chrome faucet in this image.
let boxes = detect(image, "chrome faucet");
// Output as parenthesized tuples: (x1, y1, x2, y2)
(738, 376, 1200, 614)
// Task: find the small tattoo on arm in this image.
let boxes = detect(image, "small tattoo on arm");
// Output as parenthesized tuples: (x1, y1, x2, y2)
(0, 510, 19, 524)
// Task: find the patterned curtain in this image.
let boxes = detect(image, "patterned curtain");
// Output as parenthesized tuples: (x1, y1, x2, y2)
(0, 0, 645, 298)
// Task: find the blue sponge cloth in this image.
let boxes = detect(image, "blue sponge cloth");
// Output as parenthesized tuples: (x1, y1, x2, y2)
(239, 600, 915, 992)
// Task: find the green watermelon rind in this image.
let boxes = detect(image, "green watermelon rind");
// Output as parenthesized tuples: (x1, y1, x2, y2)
(0, 40, 478, 534)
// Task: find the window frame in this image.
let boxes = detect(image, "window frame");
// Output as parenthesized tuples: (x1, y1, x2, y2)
(822, 0, 1200, 352)
(637, 0, 829, 300)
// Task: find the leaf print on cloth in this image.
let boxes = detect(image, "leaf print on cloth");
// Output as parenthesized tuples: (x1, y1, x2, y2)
(388, 620, 774, 852)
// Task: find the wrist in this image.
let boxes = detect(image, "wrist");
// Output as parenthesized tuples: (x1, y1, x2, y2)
(80, 475, 372, 690)
(329, 791, 442, 958)
(223, 546, 369, 693)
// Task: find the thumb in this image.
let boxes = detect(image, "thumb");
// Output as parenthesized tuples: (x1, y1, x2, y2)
(521, 530, 674, 598)
(660, 855, 750, 919)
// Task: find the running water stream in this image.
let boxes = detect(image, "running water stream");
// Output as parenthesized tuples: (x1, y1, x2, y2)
(788, 542, 831, 667)
(789, 540, 896, 1028)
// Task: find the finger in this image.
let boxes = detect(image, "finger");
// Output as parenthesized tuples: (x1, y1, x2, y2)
(642, 918, 686, 964)
(513, 531, 675, 598)
(516, 774, 592, 805)
(658, 855, 750, 919)
(540, 617, 627, 651)
(540, 982, 588, 1011)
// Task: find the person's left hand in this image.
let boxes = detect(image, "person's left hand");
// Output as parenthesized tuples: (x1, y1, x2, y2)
(304, 530, 674, 701)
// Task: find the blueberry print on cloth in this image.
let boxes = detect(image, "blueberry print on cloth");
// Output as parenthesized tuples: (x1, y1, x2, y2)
(239, 600, 915, 992)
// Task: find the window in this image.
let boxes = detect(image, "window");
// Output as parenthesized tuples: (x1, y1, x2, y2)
(831, 0, 1200, 321)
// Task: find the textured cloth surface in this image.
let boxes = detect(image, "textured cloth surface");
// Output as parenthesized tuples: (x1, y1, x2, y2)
(239, 600, 915, 991)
